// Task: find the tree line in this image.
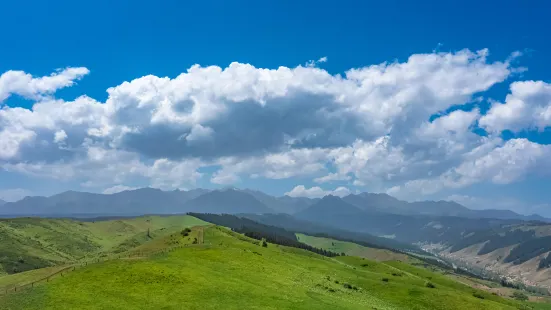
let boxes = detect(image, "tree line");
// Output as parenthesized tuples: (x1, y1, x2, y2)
(188, 213, 341, 257)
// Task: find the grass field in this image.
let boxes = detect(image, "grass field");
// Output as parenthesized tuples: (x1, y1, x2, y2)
(1, 225, 549, 310)
(0, 215, 208, 275)
(296, 233, 410, 262)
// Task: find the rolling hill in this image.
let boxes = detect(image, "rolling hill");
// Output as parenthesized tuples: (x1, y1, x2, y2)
(241, 213, 420, 253)
(1, 223, 548, 309)
(4, 187, 551, 292)
(0, 215, 207, 275)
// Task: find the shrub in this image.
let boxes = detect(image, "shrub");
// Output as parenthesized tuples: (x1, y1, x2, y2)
(361, 263, 369, 267)
(425, 282, 436, 288)
(381, 278, 389, 282)
(343, 283, 353, 289)
(181, 228, 192, 237)
(261, 239, 268, 247)
(511, 291, 528, 301)
(472, 292, 485, 299)
(391, 272, 403, 277)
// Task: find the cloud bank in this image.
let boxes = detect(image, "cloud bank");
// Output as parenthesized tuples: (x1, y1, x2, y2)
(1, 49, 550, 200)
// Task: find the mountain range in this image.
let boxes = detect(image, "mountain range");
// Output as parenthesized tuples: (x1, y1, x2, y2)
(0, 187, 546, 222)
(3, 187, 551, 289)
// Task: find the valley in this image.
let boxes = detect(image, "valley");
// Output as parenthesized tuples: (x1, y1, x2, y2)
(2, 187, 551, 307)
(1, 218, 549, 309)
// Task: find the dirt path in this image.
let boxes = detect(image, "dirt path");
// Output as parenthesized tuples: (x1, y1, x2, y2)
(198, 227, 205, 244)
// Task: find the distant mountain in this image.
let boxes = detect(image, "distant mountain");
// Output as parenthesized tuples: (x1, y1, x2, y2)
(242, 189, 317, 214)
(276, 195, 318, 214)
(0, 199, 6, 206)
(182, 189, 273, 214)
(343, 193, 408, 214)
(1, 187, 548, 224)
(343, 193, 473, 217)
(0, 188, 208, 216)
(409, 200, 472, 217)
(294, 195, 525, 247)
(343, 193, 550, 222)
(295, 195, 366, 219)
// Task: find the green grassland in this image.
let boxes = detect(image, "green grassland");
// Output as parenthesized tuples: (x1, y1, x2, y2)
(0, 215, 208, 275)
(1, 224, 549, 310)
(296, 233, 410, 262)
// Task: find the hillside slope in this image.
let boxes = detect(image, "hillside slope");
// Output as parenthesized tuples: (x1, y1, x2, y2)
(0, 215, 207, 275)
(296, 233, 410, 262)
(1, 225, 547, 310)
(423, 223, 551, 290)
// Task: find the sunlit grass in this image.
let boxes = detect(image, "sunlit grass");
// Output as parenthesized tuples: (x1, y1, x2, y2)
(1, 226, 548, 309)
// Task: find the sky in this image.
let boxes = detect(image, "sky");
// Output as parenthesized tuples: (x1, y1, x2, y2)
(1, 0, 551, 216)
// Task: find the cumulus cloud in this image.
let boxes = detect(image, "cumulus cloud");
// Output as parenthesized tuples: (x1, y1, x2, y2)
(480, 81, 551, 132)
(54, 130, 68, 144)
(314, 173, 351, 183)
(388, 138, 551, 198)
(285, 185, 351, 198)
(103, 185, 139, 194)
(211, 148, 328, 184)
(0, 67, 89, 103)
(2, 48, 548, 199)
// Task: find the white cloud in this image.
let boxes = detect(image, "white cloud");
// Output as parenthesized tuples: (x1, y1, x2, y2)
(2, 48, 546, 202)
(54, 130, 68, 143)
(480, 81, 551, 132)
(211, 148, 329, 184)
(305, 56, 328, 67)
(388, 138, 551, 199)
(314, 173, 351, 183)
(285, 185, 351, 198)
(0, 67, 89, 102)
(102, 185, 139, 194)
(0, 127, 36, 159)
(328, 136, 407, 184)
(184, 124, 214, 142)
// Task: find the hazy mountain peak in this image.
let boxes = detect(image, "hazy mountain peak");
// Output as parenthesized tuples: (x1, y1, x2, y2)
(0, 187, 548, 223)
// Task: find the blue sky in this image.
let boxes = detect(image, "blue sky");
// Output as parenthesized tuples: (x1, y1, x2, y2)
(1, 0, 551, 216)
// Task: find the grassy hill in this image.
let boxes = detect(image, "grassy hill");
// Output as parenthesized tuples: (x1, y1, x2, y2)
(1, 225, 549, 309)
(296, 233, 410, 262)
(0, 215, 207, 275)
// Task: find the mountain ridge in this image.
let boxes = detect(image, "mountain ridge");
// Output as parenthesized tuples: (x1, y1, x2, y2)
(0, 187, 547, 223)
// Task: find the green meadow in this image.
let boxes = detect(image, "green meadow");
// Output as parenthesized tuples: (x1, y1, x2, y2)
(1, 222, 549, 310)
(0, 215, 208, 275)
(296, 233, 410, 262)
